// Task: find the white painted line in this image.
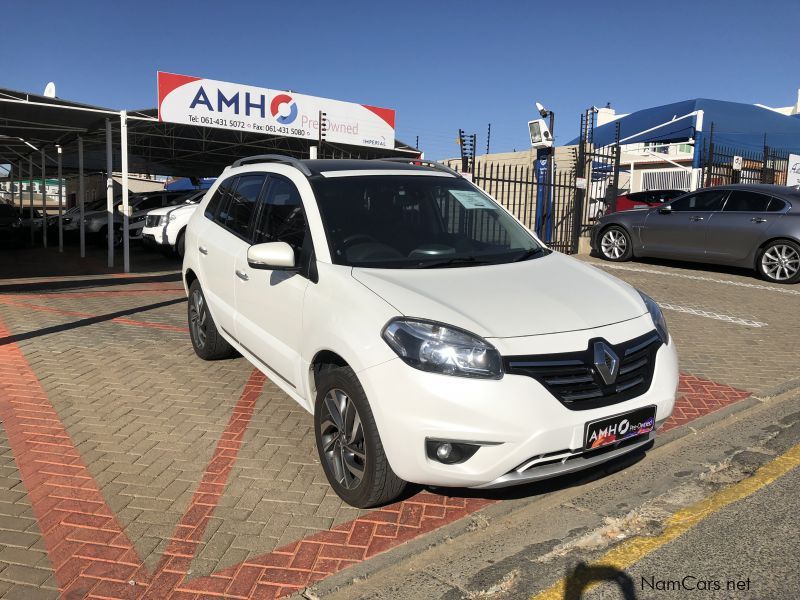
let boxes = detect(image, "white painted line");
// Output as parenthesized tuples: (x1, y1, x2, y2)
(593, 262, 800, 296)
(658, 302, 768, 328)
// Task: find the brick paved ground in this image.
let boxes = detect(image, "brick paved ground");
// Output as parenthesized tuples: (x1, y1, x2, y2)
(0, 244, 791, 598)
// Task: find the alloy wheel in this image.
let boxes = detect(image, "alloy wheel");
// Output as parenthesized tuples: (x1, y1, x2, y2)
(189, 289, 208, 349)
(601, 229, 627, 259)
(319, 388, 366, 490)
(761, 244, 800, 281)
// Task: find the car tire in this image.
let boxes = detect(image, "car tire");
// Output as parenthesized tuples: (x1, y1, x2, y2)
(756, 239, 800, 284)
(99, 225, 123, 248)
(598, 225, 633, 262)
(175, 229, 186, 258)
(314, 367, 406, 508)
(187, 280, 236, 360)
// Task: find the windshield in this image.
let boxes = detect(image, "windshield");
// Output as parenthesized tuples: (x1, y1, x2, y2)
(312, 175, 544, 268)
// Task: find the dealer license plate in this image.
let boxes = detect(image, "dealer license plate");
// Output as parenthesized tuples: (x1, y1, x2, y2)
(584, 405, 656, 450)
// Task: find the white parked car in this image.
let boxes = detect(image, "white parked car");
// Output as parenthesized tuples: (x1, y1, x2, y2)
(79, 191, 190, 246)
(182, 155, 678, 508)
(141, 190, 206, 256)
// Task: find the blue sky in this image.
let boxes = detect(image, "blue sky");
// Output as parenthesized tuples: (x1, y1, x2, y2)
(3, 0, 800, 160)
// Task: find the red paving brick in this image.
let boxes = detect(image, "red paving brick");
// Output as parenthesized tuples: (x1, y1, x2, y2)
(0, 304, 754, 599)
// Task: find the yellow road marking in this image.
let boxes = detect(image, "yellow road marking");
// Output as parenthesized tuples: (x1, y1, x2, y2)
(531, 442, 800, 600)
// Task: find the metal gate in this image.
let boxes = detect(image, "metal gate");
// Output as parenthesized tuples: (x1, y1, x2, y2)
(573, 110, 622, 238)
(444, 160, 579, 254)
(441, 108, 626, 255)
(702, 125, 789, 186)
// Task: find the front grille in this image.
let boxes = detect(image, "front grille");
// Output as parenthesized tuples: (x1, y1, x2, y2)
(144, 215, 161, 228)
(504, 330, 662, 410)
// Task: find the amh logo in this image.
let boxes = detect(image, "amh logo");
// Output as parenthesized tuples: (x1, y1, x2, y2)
(271, 94, 298, 125)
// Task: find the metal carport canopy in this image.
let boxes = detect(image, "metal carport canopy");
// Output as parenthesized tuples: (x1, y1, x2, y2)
(0, 88, 418, 176)
(0, 87, 419, 273)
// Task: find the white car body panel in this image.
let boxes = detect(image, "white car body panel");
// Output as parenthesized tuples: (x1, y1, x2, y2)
(183, 161, 678, 491)
(351, 253, 645, 338)
(141, 203, 198, 247)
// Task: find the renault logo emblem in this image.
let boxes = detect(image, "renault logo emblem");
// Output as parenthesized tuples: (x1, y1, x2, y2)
(593, 341, 620, 385)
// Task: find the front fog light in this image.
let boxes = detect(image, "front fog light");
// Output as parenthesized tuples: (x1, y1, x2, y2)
(426, 440, 481, 465)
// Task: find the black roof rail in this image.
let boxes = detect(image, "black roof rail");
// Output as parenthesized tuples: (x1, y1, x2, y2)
(230, 154, 312, 176)
(372, 157, 462, 177)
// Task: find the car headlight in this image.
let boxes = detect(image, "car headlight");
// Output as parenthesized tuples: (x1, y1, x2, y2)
(381, 318, 503, 379)
(639, 291, 668, 344)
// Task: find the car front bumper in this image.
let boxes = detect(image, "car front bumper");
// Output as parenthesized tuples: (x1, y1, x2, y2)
(358, 315, 678, 489)
(141, 225, 173, 246)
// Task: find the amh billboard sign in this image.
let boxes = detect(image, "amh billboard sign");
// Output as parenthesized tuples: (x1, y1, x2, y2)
(157, 72, 395, 149)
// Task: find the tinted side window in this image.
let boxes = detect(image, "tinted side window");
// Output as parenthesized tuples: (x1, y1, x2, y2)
(670, 190, 727, 212)
(253, 176, 307, 251)
(222, 174, 267, 239)
(767, 197, 787, 212)
(723, 191, 771, 212)
(204, 178, 235, 220)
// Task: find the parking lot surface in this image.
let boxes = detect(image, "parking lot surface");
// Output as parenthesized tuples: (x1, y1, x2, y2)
(0, 245, 796, 599)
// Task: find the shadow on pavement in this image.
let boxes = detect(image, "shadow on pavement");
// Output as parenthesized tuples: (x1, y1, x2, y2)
(588, 250, 758, 281)
(0, 241, 181, 282)
(564, 561, 638, 599)
(0, 272, 182, 294)
(0, 297, 186, 346)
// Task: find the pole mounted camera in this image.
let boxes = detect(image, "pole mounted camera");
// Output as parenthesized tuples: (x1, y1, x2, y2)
(529, 101, 554, 149)
(528, 119, 553, 149)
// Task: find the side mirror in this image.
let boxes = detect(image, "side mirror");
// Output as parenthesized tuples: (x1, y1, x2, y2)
(658, 205, 672, 214)
(247, 241, 296, 270)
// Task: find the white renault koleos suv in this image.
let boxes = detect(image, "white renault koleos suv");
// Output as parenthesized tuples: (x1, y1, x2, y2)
(182, 155, 678, 508)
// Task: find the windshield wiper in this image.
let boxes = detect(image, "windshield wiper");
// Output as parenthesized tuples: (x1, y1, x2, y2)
(513, 247, 550, 262)
(416, 256, 490, 269)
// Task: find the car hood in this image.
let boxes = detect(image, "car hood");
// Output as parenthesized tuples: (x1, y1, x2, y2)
(145, 203, 196, 217)
(84, 208, 119, 220)
(351, 252, 646, 338)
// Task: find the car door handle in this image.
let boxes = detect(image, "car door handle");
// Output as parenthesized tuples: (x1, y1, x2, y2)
(235, 269, 249, 281)
(751, 217, 767, 224)
(690, 216, 704, 222)
(198, 245, 208, 255)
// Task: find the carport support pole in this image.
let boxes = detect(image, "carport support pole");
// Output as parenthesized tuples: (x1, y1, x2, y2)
(57, 146, 63, 252)
(120, 111, 130, 273)
(28, 156, 34, 245)
(105, 119, 114, 268)
(41, 149, 47, 248)
(78, 136, 85, 258)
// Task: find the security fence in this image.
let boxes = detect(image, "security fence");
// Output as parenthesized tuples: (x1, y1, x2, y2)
(702, 129, 789, 187)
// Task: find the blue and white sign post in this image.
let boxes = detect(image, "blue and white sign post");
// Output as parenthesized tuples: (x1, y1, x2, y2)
(529, 106, 554, 242)
(534, 148, 552, 241)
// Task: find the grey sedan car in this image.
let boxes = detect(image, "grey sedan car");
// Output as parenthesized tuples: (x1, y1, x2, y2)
(590, 184, 800, 284)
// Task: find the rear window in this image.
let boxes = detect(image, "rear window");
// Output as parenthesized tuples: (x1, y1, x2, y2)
(723, 191, 771, 212)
